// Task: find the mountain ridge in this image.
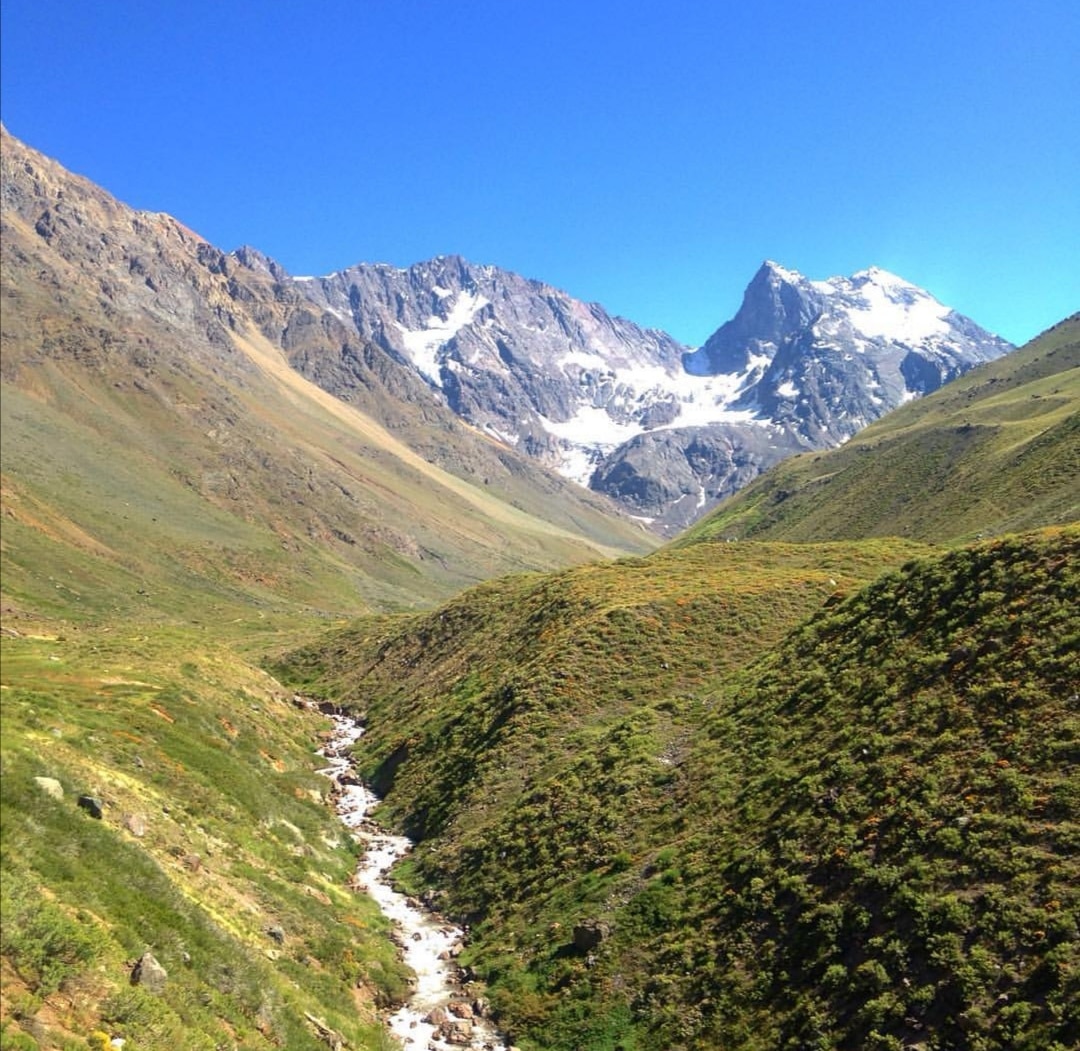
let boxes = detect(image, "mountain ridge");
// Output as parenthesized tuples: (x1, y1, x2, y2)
(678, 313, 1080, 547)
(286, 252, 1012, 531)
(2, 123, 1011, 537)
(0, 125, 653, 626)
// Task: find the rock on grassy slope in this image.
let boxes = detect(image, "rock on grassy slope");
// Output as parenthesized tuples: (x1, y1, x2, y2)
(0, 628, 410, 1051)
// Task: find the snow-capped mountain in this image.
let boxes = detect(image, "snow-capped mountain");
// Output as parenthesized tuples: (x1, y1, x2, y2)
(686, 261, 1012, 445)
(289, 255, 692, 476)
(288, 256, 1012, 533)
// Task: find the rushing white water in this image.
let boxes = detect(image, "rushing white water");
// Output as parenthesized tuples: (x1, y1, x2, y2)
(317, 714, 508, 1051)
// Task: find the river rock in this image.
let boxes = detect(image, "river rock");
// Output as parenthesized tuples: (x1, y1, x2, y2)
(441, 1018, 473, 1045)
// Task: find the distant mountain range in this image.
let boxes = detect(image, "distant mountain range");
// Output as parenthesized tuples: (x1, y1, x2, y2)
(1, 125, 1011, 540)
(284, 255, 1011, 531)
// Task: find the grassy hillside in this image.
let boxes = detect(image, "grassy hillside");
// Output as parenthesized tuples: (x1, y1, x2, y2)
(0, 623, 411, 1051)
(0, 128, 651, 1050)
(273, 536, 932, 1044)
(275, 536, 929, 838)
(623, 528, 1079, 1051)
(677, 316, 1079, 547)
(279, 529, 1079, 1050)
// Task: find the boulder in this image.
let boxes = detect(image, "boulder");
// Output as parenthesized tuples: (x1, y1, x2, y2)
(572, 919, 610, 952)
(77, 794, 104, 819)
(123, 813, 147, 837)
(33, 776, 64, 801)
(440, 1018, 473, 1045)
(130, 952, 167, 993)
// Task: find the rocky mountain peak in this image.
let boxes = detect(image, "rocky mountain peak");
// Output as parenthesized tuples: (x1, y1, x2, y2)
(231, 244, 292, 281)
(683, 261, 824, 376)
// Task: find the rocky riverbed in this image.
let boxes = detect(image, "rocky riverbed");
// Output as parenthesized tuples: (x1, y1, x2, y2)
(318, 714, 509, 1051)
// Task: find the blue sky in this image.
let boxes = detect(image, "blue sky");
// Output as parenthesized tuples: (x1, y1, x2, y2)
(2, 0, 1077, 347)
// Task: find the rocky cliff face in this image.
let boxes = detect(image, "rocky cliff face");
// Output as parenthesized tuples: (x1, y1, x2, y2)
(288, 255, 690, 470)
(291, 257, 1012, 533)
(693, 262, 1014, 446)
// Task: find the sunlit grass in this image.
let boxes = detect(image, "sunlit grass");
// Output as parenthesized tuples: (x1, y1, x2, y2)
(0, 626, 404, 1050)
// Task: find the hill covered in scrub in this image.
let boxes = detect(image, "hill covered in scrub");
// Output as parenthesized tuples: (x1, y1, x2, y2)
(278, 528, 1079, 1050)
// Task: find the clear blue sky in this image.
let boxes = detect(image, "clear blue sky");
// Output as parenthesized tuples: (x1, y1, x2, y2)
(2, 0, 1077, 347)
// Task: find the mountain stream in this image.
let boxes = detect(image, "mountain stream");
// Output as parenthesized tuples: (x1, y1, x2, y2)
(317, 713, 509, 1051)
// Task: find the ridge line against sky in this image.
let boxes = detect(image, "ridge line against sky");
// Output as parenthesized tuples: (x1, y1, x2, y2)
(1, 0, 1077, 348)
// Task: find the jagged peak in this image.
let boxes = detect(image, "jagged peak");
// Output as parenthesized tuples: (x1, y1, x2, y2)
(231, 245, 294, 281)
(760, 259, 810, 286)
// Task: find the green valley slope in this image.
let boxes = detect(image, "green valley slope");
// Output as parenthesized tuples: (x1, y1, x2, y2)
(3, 122, 1078, 1051)
(1, 630, 411, 1051)
(0, 127, 648, 1051)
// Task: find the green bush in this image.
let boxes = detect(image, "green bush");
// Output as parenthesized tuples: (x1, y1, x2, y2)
(0, 875, 107, 995)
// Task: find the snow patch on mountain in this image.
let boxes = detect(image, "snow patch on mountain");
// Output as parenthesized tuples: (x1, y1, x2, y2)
(395, 289, 490, 386)
(842, 270, 951, 342)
